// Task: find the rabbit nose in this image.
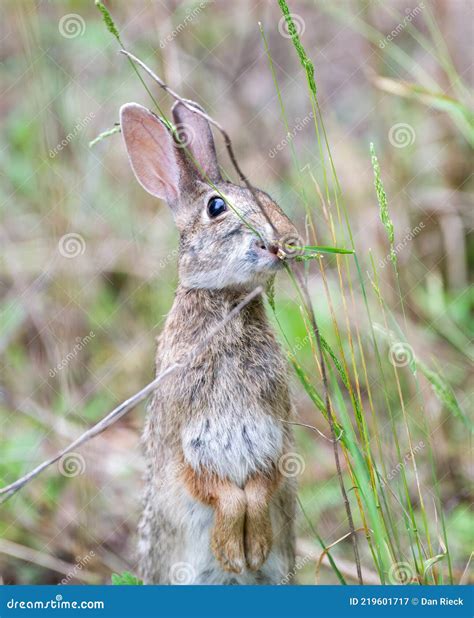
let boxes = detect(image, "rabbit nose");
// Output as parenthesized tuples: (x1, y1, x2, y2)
(255, 238, 279, 255)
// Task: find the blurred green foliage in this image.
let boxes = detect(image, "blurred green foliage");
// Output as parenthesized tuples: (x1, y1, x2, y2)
(0, 0, 472, 585)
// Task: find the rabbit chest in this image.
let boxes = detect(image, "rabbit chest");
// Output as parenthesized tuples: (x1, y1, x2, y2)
(182, 408, 284, 487)
(179, 344, 288, 487)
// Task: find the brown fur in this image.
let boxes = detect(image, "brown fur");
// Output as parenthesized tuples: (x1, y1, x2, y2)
(244, 470, 280, 571)
(120, 99, 298, 584)
(182, 463, 281, 573)
(182, 464, 247, 573)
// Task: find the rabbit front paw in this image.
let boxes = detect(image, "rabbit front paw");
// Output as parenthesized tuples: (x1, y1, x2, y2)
(244, 509, 273, 571)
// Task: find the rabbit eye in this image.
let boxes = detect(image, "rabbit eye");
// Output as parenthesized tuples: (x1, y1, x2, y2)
(207, 196, 227, 218)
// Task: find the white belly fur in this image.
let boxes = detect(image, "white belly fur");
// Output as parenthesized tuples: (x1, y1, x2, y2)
(182, 411, 284, 487)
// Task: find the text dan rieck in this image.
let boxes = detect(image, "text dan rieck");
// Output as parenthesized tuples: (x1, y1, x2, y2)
(421, 597, 464, 606)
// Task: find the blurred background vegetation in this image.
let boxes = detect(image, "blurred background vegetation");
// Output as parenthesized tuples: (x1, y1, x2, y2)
(0, 0, 472, 585)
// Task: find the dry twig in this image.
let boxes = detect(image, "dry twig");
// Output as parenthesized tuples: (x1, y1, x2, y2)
(0, 287, 263, 503)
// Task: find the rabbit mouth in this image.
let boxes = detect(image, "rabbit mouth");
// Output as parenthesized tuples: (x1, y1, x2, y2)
(251, 240, 285, 272)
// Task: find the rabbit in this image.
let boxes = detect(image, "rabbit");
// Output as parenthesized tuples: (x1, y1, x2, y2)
(120, 99, 298, 585)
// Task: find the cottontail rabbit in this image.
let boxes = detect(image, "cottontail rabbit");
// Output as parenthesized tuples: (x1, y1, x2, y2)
(120, 100, 298, 584)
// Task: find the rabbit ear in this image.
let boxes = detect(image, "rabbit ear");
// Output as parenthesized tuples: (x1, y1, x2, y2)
(171, 100, 221, 184)
(120, 103, 180, 204)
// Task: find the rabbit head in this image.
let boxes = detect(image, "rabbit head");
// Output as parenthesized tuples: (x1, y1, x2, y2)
(120, 100, 299, 290)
